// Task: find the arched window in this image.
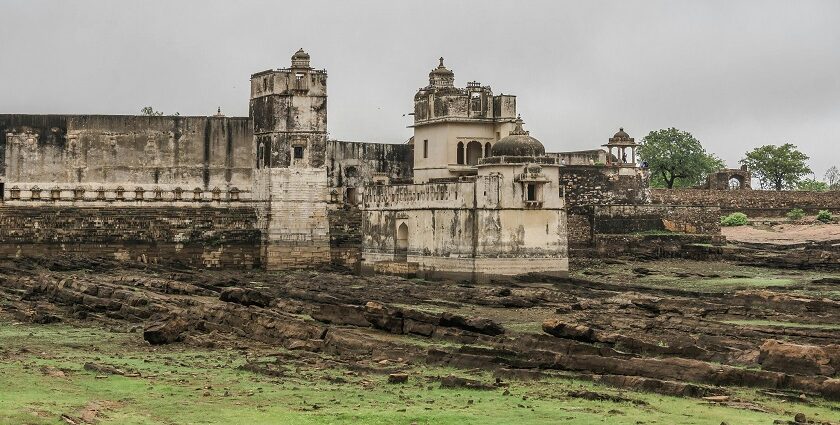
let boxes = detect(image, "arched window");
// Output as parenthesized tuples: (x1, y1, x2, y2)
(466, 141, 482, 165)
(257, 142, 265, 169)
(456, 142, 465, 165)
(728, 176, 743, 190)
(484, 142, 492, 157)
(395, 222, 409, 260)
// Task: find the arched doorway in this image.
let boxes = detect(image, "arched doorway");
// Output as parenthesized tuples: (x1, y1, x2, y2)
(395, 222, 408, 260)
(456, 142, 465, 165)
(728, 176, 743, 190)
(466, 141, 482, 165)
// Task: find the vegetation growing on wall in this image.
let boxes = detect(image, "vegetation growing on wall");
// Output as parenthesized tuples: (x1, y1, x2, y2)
(786, 208, 805, 220)
(720, 212, 748, 226)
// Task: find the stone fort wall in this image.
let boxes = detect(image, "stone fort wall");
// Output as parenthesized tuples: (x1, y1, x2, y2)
(650, 189, 840, 217)
(0, 202, 260, 267)
(559, 166, 721, 249)
(0, 114, 254, 194)
(0, 114, 417, 270)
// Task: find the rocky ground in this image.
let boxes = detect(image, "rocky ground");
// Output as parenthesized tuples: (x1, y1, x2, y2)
(0, 251, 839, 424)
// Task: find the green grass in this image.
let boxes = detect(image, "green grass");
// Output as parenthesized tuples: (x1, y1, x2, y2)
(1, 323, 839, 424)
(723, 319, 840, 330)
(698, 277, 796, 287)
(505, 322, 544, 335)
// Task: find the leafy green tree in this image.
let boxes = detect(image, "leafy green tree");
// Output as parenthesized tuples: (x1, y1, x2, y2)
(796, 178, 828, 191)
(825, 166, 839, 190)
(141, 106, 163, 116)
(638, 128, 724, 189)
(740, 144, 812, 191)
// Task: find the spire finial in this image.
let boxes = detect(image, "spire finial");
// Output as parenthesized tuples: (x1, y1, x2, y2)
(511, 115, 528, 135)
(439, 57, 444, 67)
(217, 107, 221, 114)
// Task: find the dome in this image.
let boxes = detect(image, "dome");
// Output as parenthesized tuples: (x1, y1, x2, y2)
(491, 117, 545, 157)
(613, 128, 629, 139)
(429, 57, 454, 76)
(292, 48, 310, 60)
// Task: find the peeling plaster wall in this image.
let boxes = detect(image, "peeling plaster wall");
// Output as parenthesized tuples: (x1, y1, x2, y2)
(360, 170, 569, 279)
(0, 114, 254, 191)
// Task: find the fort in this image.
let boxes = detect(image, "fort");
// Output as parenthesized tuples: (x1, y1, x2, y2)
(3, 49, 840, 424)
(1, 50, 838, 280)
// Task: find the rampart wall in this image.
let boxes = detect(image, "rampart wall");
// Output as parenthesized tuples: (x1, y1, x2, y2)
(0, 114, 254, 192)
(650, 189, 840, 217)
(0, 204, 260, 267)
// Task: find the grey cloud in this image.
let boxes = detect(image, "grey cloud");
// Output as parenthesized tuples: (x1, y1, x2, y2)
(1, 0, 838, 176)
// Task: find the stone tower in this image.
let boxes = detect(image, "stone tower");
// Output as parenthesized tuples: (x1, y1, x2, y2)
(250, 49, 331, 270)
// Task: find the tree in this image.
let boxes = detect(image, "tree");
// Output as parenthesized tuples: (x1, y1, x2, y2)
(796, 178, 828, 191)
(141, 106, 163, 116)
(825, 166, 839, 190)
(638, 128, 724, 189)
(740, 144, 812, 191)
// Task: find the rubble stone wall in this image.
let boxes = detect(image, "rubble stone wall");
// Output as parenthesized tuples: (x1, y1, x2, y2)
(0, 205, 260, 267)
(559, 165, 648, 213)
(650, 189, 840, 217)
(569, 205, 721, 248)
(328, 206, 363, 270)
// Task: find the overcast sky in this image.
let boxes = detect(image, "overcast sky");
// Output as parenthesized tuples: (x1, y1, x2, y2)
(2, 0, 839, 177)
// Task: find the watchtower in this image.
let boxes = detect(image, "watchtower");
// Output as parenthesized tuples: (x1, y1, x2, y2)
(250, 49, 331, 270)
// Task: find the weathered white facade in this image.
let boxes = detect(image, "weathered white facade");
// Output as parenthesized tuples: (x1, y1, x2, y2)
(412, 59, 518, 183)
(360, 60, 569, 280)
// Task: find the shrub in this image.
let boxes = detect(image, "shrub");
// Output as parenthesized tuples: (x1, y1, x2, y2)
(720, 212, 748, 226)
(786, 208, 805, 220)
(817, 210, 832, 223)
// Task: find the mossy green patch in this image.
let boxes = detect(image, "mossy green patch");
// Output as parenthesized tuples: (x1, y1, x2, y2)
(1, 323, 838, 425)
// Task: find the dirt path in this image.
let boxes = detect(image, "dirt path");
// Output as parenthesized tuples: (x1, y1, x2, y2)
(723, 222, 840, 245)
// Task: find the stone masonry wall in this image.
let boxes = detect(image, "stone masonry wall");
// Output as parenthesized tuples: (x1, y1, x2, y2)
(568, 205, 720, 248)
(328, 206, 363, 270)
(1, 114, 254, 192)
(593, 205, 721, 235)
(255, 168, 331, 270)
(650, 189, 840, 217)
(559, 166, 648, 213)
(0, 205, 260, 267)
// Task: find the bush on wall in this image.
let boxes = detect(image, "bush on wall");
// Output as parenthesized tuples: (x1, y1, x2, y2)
(720, 212, 748, 226)
(786, 208, 805, 220)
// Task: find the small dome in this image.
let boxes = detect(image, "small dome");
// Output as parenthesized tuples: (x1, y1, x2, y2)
(292, 48, 310, 60)
(429, 57, 453, 76)
(492, 117, 545, 157)
(613, 128, 630, 139)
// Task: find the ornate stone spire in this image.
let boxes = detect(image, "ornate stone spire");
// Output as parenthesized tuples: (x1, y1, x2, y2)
(429, 57, 455, 88)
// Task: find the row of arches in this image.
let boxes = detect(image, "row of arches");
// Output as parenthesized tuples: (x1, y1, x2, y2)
(456, 141, 492, 166)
